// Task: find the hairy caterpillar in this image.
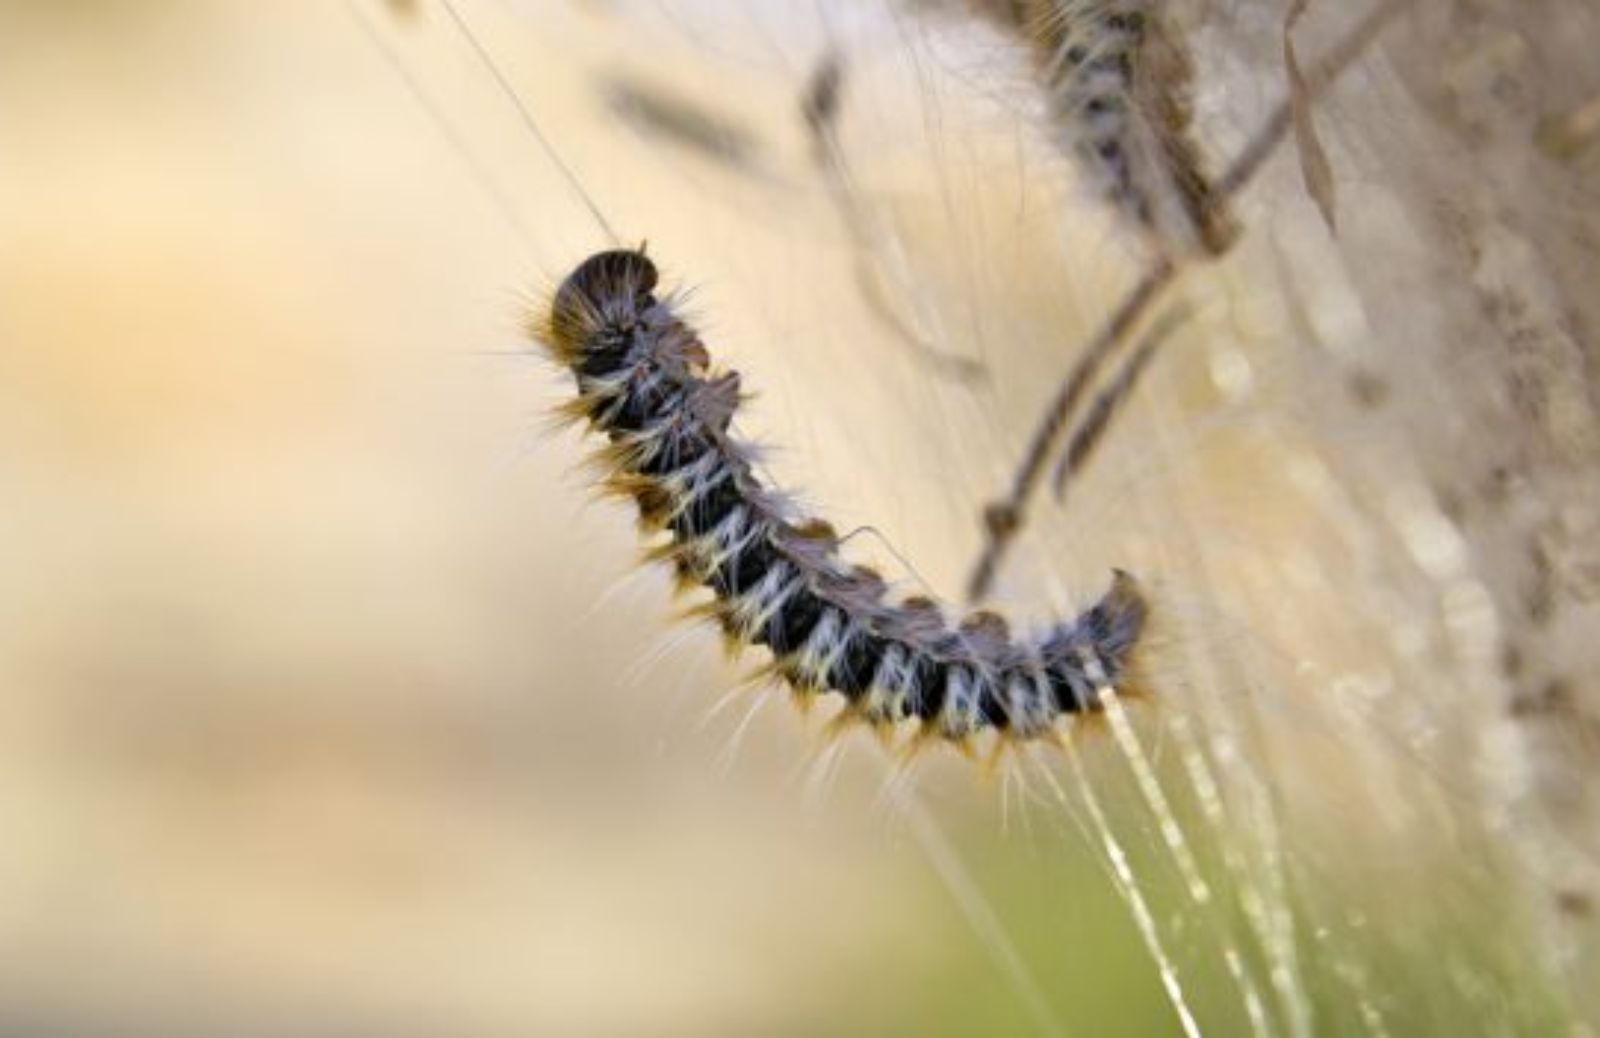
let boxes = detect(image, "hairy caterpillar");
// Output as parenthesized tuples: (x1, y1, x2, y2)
(973, 0, 1236, 256)
(535, 248, 1149, 746)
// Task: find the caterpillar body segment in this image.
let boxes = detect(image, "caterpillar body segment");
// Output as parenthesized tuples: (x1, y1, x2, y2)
(536, 249, 1149, 746)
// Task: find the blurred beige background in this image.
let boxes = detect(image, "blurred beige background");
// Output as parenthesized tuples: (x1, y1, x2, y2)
(1, 0, 1592, 1034)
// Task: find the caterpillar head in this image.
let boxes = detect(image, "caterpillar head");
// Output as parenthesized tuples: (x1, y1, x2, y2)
(538, 248, 660, 370)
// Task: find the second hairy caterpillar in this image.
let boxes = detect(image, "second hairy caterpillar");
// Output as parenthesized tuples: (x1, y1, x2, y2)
(973, 0, 1235, 257)
(535, 249, 1149, 747)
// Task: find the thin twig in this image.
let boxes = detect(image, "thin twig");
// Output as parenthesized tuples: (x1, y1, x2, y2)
(1051, 305, 1193, 507)
(967, 258, 1175, 601)
(966, 0, 1410, 601)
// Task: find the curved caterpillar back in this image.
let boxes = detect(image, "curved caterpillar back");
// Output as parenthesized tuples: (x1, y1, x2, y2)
(534, 249, 1149, 748)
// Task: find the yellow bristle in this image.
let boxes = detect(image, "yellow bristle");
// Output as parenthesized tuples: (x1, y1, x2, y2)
(588, 439, 650, 472)
(542, 396, 596, 433)
(981, 733, 1013, 778)
(789, 683, 822, 715)
(640, 539, 689, 566)
(898, 723, 941, 764)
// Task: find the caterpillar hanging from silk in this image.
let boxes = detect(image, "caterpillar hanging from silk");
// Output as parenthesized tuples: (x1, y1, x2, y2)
(534, 248, 1150, 749)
